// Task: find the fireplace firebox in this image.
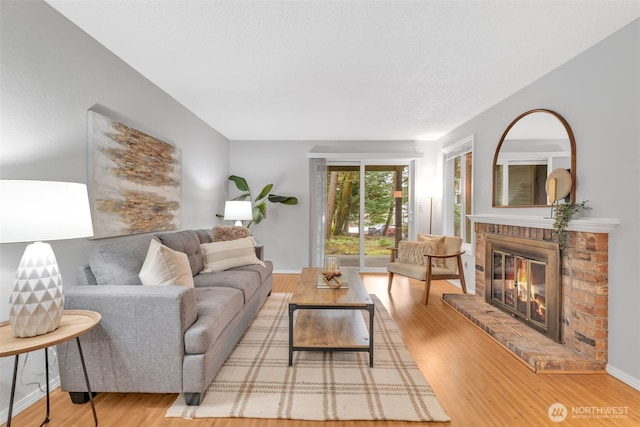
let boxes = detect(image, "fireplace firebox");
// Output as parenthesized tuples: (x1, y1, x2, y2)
(485, 234, 561, 342)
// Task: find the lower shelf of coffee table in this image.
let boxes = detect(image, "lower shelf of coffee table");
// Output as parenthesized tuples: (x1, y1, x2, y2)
(293, 309, 370, 349)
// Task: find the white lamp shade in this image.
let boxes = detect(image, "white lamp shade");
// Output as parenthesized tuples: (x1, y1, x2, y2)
(425, 179, 440, 198)
(223, 200, 253, 221)
(0, 180, 94, 243)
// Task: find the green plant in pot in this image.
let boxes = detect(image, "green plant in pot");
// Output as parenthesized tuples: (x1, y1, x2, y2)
(221, 175, 298, 227)
(553, 200, 591, 252)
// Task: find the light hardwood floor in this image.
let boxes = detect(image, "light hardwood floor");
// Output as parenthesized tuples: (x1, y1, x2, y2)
(5, 273, 640, 426)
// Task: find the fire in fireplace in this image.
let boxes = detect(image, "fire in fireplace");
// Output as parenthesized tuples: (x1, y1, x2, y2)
(485, 234, 561, 342)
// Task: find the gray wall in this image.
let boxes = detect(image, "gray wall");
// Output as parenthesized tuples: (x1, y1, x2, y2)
(0, 1, 229, 419)
(439, 20, 640, 389)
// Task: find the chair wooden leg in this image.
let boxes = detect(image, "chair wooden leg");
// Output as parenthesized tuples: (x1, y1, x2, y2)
(387, 272, 394, 292)
(456, 255, 467, 294)
(425, 279, 432, 305)
(424, 262, 433, 304)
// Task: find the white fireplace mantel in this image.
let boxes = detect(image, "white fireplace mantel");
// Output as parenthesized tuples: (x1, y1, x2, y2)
(468, 214, 620, 233)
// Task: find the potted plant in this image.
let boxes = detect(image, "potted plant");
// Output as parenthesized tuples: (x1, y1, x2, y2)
(221, 175, 298, 227)
(552, 200, 591, 251)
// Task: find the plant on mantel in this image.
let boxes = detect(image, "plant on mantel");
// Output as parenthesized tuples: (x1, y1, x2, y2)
(552, 200, 591, 252)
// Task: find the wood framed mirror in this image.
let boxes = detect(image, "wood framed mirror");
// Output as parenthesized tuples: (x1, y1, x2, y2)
(492, 109, 576, 207)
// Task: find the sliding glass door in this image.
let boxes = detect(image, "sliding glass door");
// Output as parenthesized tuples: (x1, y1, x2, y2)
(324, 162, 411, 271)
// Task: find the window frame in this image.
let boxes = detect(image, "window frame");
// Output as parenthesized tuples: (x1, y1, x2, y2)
(442, 135, 474, 251)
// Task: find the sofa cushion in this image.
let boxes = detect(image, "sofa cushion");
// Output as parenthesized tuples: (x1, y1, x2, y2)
(194, 229, 213, 245)
(139, 239, 194, 287)
(89, 235, 157, 286)
(201, 237, 265, 272)
(157, 230, 204, 276)
(228, 260, 273, 285)
(184, 287, 244, 354)
(193, 270, 262, 303)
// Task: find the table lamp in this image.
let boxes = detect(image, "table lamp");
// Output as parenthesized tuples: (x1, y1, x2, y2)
(0, 180, 94, 337)
(224, 200, 253, 226)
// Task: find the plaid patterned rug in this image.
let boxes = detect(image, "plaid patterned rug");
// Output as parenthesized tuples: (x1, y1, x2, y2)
(166, 292, 449, 422)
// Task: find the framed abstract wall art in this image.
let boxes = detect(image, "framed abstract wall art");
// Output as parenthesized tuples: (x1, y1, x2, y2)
(88, 111, 182, 238)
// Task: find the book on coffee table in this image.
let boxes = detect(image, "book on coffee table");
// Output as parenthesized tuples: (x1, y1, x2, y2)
(316, 273, 349, 289)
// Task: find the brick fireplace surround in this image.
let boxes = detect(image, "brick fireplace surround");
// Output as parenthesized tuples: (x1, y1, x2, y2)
(444, 214, 619, 373)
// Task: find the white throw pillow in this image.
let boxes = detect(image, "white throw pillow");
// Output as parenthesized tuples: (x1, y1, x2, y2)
(201, 237, 265, 272)
(139, 239, 195, 287)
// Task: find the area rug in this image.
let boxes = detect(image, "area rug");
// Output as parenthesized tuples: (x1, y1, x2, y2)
(166, 292, 449, 422)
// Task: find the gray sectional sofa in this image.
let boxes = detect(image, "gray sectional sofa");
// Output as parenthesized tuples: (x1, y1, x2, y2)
(56, 229, 272, 406)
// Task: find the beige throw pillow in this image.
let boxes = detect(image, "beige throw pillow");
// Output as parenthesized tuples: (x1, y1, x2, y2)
(397, 240, 437, 265)
(139, 239, 195, 287)
(201, 237, 265, 272)
(418, 234, 447, 267)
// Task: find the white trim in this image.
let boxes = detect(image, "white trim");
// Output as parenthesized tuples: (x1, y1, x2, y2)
(443, 134, 474, 244)
(442, 134, 473, 161)
(0, 377, 60, 424)
(468, 214, 620, 233)
(307, 151, 423, 161)
(606, 364, 640, 392)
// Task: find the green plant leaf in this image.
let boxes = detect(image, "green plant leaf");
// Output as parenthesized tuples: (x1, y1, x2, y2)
(225, 175, 298, 227)
(552, 200, 591, 252)
(268, 194, 299, 205)
(229, 175, 249, 192)
(253, 202, 267, 224)
(256, 184, 273, 201)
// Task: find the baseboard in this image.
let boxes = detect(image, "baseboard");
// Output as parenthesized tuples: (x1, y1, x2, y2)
(606, 364, 640, 391)
(0, 376, 60, 425)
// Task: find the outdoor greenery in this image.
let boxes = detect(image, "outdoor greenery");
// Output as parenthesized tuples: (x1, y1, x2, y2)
(325, 235, 395, 256)
(325, 168, 407, 239)
(324, 167, 407, 255)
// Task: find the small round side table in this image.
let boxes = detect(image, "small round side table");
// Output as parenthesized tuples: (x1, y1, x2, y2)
(0, 310, 101, 427)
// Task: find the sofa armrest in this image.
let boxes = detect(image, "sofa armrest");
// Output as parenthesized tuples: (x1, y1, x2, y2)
(58, 285, 198, 393)
(254, 243, 264, 261)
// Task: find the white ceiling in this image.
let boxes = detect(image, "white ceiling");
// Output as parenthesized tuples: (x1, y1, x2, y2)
(46, 1, 640, 141)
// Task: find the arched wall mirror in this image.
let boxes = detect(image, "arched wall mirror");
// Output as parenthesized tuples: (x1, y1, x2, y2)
(492, 109, 576, 207)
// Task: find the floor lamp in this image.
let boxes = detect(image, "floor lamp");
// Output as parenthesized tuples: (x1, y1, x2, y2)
(428, 196, 434, 234)
(425, 180, 438, 235)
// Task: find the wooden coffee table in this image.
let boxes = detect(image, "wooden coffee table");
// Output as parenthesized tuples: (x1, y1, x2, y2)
(288, 267, 374, 367)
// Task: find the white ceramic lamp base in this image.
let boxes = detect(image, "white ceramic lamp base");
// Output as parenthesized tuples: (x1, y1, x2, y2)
(9, 242, 64, 337)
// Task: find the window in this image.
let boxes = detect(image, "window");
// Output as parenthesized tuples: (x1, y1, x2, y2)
(443, 136, 473, 246)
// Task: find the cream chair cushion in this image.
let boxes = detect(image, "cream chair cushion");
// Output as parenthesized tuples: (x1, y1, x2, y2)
(417, 234, 446, 267)
(387, 262, 454, 281)
(418, 234, 462, 272)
